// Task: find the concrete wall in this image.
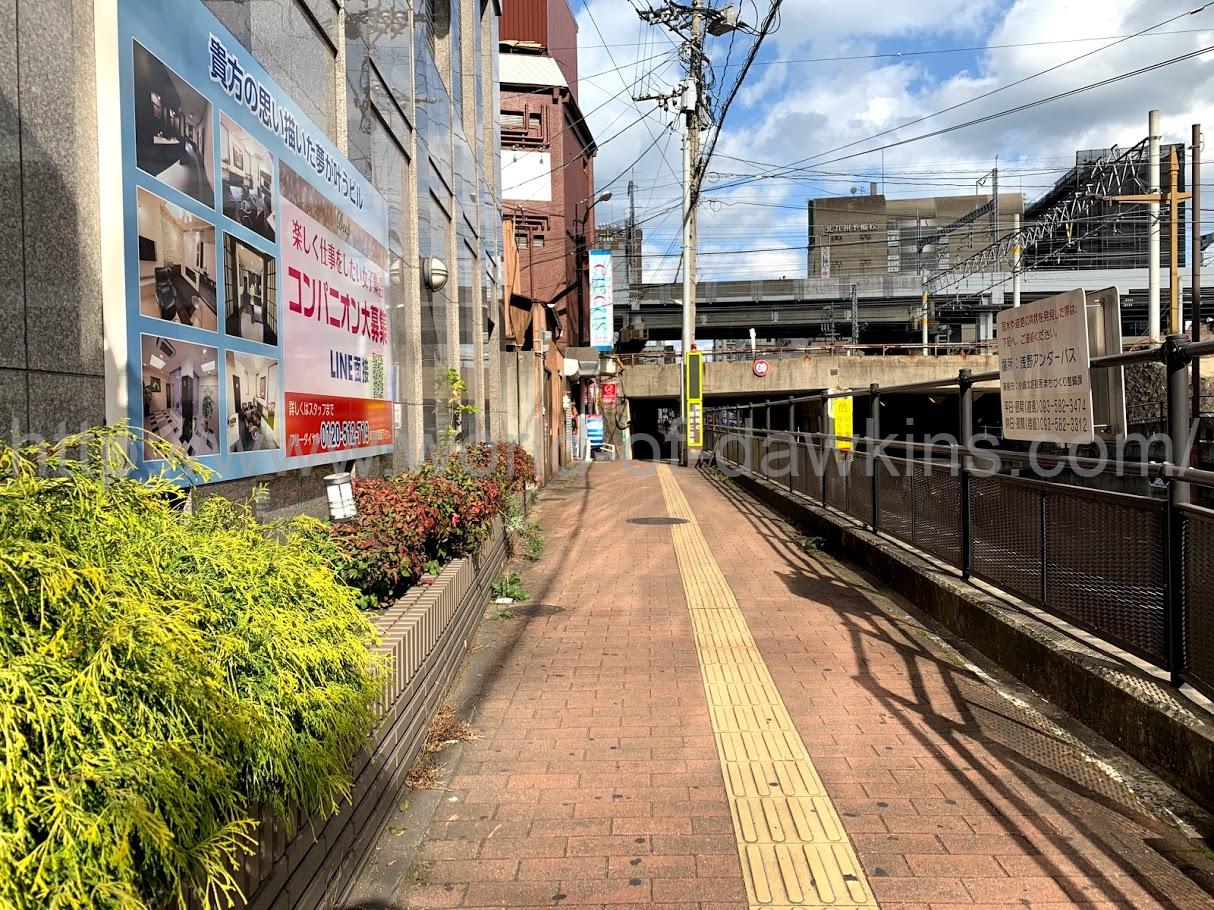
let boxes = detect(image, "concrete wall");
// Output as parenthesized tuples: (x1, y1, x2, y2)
(621, 354, 1001, 400)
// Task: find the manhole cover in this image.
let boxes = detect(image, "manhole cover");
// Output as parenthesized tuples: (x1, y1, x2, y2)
(627, 517, 689, 526)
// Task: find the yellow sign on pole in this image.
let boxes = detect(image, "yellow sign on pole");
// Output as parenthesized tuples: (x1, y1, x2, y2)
(830, 393, 853, 450)
(685, 350, 704, 450)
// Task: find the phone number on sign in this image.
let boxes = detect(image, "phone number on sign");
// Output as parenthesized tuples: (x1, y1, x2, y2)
(319, 420, 373, 450)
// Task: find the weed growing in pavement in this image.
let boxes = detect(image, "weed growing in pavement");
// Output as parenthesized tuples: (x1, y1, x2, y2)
(504, 493, 545, 561)
(799, 535, 827, 552)
(490, 571, 529, 602)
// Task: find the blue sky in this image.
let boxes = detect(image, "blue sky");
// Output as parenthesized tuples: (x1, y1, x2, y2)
(569, 0, 1214, 282)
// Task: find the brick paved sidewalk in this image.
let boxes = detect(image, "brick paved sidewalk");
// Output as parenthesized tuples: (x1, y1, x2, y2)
(352, 461, 1214, 910)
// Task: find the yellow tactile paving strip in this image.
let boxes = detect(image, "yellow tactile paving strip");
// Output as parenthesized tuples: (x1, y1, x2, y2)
(658, 464, 879, 910)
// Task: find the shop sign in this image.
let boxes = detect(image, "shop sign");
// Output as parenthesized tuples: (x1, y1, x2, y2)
(589, 250, 613, 350)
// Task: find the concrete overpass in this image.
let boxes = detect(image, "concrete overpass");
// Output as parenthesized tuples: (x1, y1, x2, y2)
(620, 351, 1000, 399)
(616, 268, 1206, 342)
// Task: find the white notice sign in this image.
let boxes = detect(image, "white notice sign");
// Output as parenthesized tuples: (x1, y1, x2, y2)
(997, 289, 1094, 444)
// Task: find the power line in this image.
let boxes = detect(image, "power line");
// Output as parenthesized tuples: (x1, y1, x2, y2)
(708, 2, 1214, 189)
(708, 41, 1214, 196)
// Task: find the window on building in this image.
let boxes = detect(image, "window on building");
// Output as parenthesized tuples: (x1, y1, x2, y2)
(500, 100, 547, 148)
(513, 215, 549, 252)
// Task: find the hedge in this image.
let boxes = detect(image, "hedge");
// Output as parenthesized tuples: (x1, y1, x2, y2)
(0, 429, 386, 910)
(327, 441, 537, 603)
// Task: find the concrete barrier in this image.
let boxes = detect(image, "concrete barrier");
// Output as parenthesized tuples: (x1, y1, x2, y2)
(624, 353, 1000, 399)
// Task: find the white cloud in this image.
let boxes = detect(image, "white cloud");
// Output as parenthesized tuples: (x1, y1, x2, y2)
(572, 0, 1214, 283)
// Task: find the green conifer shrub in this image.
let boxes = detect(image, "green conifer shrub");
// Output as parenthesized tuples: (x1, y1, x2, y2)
(0, 428, 386, 910)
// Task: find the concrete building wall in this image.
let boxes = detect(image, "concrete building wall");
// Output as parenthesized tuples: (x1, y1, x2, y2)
(810, 192, 1025, 281)
(0, 0, 505, 517)
(622, 354, 1001, 400)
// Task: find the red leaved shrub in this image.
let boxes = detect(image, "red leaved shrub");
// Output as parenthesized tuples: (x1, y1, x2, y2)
(328, 442, 533, 604)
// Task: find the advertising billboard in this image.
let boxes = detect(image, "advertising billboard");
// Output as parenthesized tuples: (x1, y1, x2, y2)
(589, 249, 613, 351)
(96, 0, 394, 482)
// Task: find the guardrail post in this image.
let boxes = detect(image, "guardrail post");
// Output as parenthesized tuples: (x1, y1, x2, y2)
(958, 369, 974, 579)
(869, 383, 880, 532)
(1165, 333, 1191, 686)
(788, 397, 796, 493)
(819, 395, 829, 507)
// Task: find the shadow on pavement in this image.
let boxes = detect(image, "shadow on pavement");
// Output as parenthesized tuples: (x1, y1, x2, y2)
(698, 465, 1214, 909)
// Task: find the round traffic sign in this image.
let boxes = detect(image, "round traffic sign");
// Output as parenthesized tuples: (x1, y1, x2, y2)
(753, 358, 769, 378)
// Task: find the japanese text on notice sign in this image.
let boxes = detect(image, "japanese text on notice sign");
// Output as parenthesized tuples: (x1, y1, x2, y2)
(997, 288, 1094, 444)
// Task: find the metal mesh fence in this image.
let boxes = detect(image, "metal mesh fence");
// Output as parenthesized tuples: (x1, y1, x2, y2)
(847, 455, 873, 526)
(914, 468, 963, 566)
(825, 452, 848, 512)
(971, 475, 1043, 604)
(1185, 506, 1214, 694)
(877, 457, 914, 543)
(711, 428, 1198, 675)
(1043, 489, 1167, 665)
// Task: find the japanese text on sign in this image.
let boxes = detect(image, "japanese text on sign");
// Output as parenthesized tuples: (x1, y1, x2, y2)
(997, 289, 1094, 444)
(208, 33, 365, 210)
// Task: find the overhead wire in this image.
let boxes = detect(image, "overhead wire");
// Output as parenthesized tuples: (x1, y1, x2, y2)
(706, 2, 1214, 189)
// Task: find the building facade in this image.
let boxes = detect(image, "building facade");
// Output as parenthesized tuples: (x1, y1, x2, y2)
(0, 0, 504, 515)
(496, 0, 599, 478)
(809, 190, 1026, 281)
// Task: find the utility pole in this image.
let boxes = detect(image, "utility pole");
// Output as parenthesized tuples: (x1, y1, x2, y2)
(675, 0, 705, 465)
(636, 0, 744, 465)
(920, 284, 929, 355)
(1150, 110, 1162, 341)
(1012, 212, 1022, 308)
(1193, 123, 1203, 431)
(1170, 145, 1182, 335)
(1104, 130, 1191, 339)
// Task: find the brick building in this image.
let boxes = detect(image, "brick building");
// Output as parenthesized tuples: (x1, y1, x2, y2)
(496, 0, 599, 476)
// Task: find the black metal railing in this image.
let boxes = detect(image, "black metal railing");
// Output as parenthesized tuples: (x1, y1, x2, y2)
(705, 333, 1214, 696)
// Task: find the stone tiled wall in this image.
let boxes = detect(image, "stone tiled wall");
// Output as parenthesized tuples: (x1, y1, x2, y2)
(0, 0, 107, 441)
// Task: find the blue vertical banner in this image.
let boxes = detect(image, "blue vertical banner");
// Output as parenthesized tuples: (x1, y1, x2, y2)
(96, 0, 395, 483)
(588, 249, 613, 351)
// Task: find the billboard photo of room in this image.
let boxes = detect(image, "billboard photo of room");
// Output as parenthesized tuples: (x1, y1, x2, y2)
(136, 188, 217, 330)
(223, 233, 278, 345)
(140, 334, 220, 460)
(132, 41, 214, 207)
(221, 113, 276, 242)
(225, 351, 280, 453)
